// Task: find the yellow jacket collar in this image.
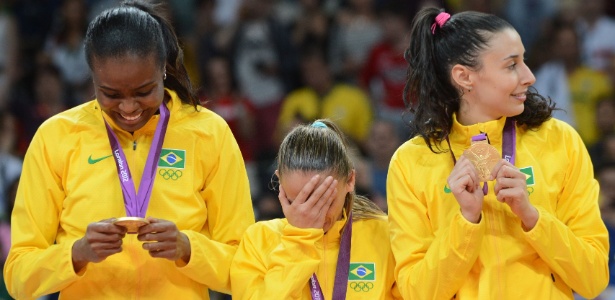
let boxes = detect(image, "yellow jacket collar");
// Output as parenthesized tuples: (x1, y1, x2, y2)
(323, 209, 350, 245)
(449, 113, 508, 147)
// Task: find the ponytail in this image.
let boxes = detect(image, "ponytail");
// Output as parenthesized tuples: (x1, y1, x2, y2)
(404, 7, 459, 152)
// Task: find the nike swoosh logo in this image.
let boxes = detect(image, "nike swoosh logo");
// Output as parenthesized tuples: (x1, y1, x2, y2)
(88, 154, 113, 164)
(444, 184, 452, 194)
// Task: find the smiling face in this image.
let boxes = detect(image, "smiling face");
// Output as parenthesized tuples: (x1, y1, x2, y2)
(280, 170, 355, 233)
(91, 53, 166, 132)
(456, 28, 536, 125)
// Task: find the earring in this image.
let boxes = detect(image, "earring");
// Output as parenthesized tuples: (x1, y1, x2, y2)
(467, 87, 472, 92)
(163, 72, 167, 80)
(268, 172, 280, 192)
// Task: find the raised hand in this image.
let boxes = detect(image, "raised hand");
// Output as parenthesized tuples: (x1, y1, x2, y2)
(72, 218, 127, 272)
(137, 217, 191, 263)
(279, 175, 338, 229)
(447, 156, 484, 223)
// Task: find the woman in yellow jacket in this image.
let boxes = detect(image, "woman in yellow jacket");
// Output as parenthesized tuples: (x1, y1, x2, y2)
(4, 1, 254, 299)
(231, 119, 401, 299)
(387, 7, 609, 300)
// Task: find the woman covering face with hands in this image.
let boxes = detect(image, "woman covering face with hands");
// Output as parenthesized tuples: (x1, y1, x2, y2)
(4, 1, 254, 299)
(231, 119, 401, 299)
(387, 7, 609, 300)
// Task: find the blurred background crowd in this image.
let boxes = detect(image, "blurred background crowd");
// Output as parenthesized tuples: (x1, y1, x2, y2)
(0, 0, 615, 299)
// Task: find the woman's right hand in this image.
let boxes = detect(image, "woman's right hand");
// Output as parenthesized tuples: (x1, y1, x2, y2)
(447, 156, 484, 223)
(279, 175, 338, 229)
(71, 219, 127, 273)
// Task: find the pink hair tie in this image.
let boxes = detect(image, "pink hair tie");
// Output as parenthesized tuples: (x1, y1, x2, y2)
(431, 12, 451, 34)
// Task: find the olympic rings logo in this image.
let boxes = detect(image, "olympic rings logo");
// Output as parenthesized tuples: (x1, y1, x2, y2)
(349, 282, 373, 292)
(158, 169, 183, 180)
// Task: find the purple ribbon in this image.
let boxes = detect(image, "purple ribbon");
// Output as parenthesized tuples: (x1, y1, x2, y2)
(502, 118, 516, 164)
(310, 212, 352, 300)
(471, 133, 488, 143)
(104, 102, 170, 217)
(473, 119, 516, 194)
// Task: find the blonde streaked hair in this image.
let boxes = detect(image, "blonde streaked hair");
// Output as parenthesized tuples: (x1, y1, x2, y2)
(277, 119, 385, 221)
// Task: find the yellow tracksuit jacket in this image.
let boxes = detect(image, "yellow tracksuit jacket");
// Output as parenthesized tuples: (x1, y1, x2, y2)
(4, 90, 255, 299)
(230, 214, 401, 299)
(387, 116, 609, 299)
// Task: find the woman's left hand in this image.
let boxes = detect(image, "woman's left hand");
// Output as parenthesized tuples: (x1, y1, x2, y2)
(492, 159, 539, 230)
(137, 217, 191, 263)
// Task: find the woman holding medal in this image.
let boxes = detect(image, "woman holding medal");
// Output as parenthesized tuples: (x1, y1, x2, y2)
(387, 7, 609, 300)
(230, 119, 401, 299)
(4, 1, 254, 299)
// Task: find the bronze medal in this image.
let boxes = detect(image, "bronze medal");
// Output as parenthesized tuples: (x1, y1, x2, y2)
(462, 143, 501, 182)
(113, 217, 149, 234)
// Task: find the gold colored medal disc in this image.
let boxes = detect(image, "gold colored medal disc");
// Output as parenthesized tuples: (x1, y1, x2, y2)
(462, 143, 501, 182)
(113, 217, 149, 234)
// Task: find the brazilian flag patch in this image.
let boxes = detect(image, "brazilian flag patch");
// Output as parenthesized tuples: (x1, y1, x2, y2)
(158, 149, 185, 169)
(349, 263, 375, 281)
(520, 166, 535, 186)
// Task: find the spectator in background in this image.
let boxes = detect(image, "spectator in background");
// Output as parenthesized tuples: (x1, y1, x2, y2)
(576, 0, 615, 72)
(200, 55, 260, 199)
(275, 47, 373, 150)
(228, 0, 299, 161)
(360, 2, 410, 133)
(591, 132, 615, 176)
(533, 23, 612, 145)
(11, 61, 68, 152)
(502, 0, 558, 54)
(329, 0, 382, 83)
(0, 110, 21, 220)
(44, 0, 92, 106)
(525, 2, 578, 71)
(589, 98, 615, 170)
(0, 176, 17, 300)
(0, 109, 20, 298)
(355, 119, 401, 212)
(12, 0, 57, 76)
(455, 0, 503, 13)
(0, 0, 19, 111)
(597, 162, 615, 297)
(194, 0, 218, 89)
(290, 0, 331, 57)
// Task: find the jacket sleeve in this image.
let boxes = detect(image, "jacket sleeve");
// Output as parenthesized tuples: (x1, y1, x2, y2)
(231, 223, 323, 300)
(3, 125, 81, 298)
(522, 127, 609, 298)
(176, 124, 255, 293)
(387, 149, 486, 300)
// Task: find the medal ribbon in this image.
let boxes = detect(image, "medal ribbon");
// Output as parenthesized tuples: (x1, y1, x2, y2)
(104, 102, 170, 217)
(446, 118, 517, 194)
(309, 212, 352, 300)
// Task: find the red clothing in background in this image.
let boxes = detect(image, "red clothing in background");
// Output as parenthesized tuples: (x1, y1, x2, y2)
(361, 42, 407, 109)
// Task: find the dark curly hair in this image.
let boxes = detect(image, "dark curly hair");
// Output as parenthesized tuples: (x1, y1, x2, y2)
(403, 7, 555, 153)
